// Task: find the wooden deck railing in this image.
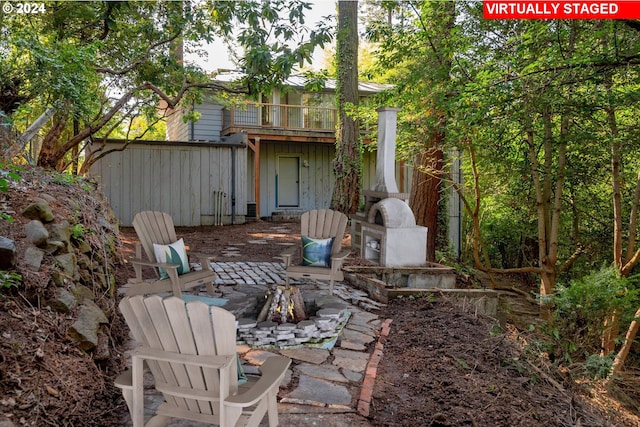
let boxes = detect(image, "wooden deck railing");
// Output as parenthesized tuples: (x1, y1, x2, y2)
(222, 103, 337, 133)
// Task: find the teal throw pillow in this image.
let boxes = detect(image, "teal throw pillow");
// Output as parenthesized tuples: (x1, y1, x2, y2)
(153, 238, 190, 280)
(302, 236, 334, 267)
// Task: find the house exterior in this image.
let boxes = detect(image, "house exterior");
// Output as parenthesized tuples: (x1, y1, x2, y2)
(89, 73, 404, 226)
(165, 72, 400, 221)
(88, 72, 462, 257)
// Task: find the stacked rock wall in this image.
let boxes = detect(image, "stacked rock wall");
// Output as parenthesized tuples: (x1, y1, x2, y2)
(0, 168, 121, 359)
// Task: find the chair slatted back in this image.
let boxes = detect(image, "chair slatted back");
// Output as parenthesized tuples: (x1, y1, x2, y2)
(301, 209, 348, 255)
(119, 295, 239, 420)
(132, 211, 178, 264)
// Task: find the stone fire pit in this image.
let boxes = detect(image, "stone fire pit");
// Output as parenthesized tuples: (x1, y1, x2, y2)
(236, 286, 351, 349)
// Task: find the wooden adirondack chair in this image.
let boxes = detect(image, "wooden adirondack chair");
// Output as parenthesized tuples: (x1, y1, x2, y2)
(127, 211, 217, 298)
(280, 209, 350, 294)
(115, 295, 291, 427)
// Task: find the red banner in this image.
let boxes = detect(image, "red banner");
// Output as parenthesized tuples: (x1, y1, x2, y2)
(483, 1, 640, 19)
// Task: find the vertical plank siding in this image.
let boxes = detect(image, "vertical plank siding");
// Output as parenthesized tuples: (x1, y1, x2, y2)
(90, 142, 247, 226)
(254, 143, 399, 217)
(192, 104, 223, 140)
(361, 150, 376, 196)
(166, 108, 189, 141)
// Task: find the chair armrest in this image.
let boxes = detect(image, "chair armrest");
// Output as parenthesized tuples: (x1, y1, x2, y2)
(130, 258, 181, 270)
(331, 249, 350, 273)
(133, 347, 236, 369)
(114, 369, 132, 390)
(331, 249, 350, 262)
(225, 356, 291, 408)
(280, 245, 297, 268)
(129, 258, 180, 284)
(189, 252, 216, 270)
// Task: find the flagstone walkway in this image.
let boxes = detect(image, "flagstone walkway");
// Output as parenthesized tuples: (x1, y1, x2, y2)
(120, 262, 389, 426)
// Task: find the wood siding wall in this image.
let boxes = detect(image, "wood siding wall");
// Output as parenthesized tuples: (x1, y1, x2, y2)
(166, 108, 189, 141)
(192, 104, 223, 140)
(255, 144, 403, 217)
(89, 142, 247, 226)
(360, 150, 410, 196)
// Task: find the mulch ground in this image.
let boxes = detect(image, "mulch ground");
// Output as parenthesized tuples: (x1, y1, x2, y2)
(369, 295, 629, 427)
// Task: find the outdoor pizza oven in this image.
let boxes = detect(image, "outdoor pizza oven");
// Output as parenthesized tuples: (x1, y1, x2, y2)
(361, 198, 427, 267)
(354, 107, 428, 267)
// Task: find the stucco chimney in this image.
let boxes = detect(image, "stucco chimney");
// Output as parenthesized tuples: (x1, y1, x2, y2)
(373, 107, 401, 193)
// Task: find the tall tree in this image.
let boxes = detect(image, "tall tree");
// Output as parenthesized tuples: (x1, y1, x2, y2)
(330, 0, 360, 215)
(365, 1, 456, 261)
(367, 4, 640, 313)
(406, 2, 455, 262)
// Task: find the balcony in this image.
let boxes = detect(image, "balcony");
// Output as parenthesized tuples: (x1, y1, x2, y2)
(222, 103, 338, 142)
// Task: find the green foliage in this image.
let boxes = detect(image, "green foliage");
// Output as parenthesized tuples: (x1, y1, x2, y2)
(50, 171, 93, 191)
(584, 352, 614, 379)
(550, 266, 640, 360)
(0, 271, 22, 290)
(212, 0, 333, 97)
(2, 0, 333, 167)
(0, 164, 23, 193)
(302, 69, 329, 92)
(0, 164, 23, 223)
(361, 3, 640, 281)
(71, 223, 91, 241)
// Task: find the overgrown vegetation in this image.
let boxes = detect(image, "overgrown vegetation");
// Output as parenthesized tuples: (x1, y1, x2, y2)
(0, 164, 22, 222)
(550, 267, 640, 365)
(1, 0, 332, 172)
(361, 2, 640, 387)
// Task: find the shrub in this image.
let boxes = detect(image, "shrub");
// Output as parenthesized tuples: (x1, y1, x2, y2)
(550, 266, 639, 363)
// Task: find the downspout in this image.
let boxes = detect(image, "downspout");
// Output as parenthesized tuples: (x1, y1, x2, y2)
(190, 101, 195, 140)
(231, 146, 236, 224)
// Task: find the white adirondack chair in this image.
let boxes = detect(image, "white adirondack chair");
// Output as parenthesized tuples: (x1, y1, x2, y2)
(280, 209, 350, 294)
(115, 295, 291, 427)
(126, 211, 218, 297)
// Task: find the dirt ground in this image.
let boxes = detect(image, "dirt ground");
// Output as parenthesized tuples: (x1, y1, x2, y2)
(370, 296, 636, 427)
(118, 221, 304, 265)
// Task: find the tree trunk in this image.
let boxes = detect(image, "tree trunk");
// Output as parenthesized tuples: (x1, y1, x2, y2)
(407, 1, 454, 261)
(330, 0, 360, 215)
(2, 107, 57, 163)
(610, 306, 640, 376)
(526, 104, 568, 319)
(409, 145, 443, 262)
(37, 113, 69, 170)
(622, 169, 640, 275)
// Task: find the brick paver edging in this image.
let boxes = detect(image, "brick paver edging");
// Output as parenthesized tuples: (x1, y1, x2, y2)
(357, 318, 393, 418)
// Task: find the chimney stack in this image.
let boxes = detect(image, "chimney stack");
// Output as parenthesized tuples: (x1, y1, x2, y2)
(373, 107, 401, 193)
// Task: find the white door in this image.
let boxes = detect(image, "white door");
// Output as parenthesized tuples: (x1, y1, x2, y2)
(277, 156, 300, 207)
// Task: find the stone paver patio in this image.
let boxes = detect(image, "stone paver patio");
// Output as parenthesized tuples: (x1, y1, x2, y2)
(119, 261, 389, 426)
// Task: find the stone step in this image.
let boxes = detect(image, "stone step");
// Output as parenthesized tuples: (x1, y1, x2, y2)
(269, 210, 303, 221)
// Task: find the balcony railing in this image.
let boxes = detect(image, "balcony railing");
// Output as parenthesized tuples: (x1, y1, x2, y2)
(223, 103, 337, 133)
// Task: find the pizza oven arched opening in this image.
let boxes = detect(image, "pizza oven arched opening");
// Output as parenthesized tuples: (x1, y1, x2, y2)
(368, 198, 416, 228)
